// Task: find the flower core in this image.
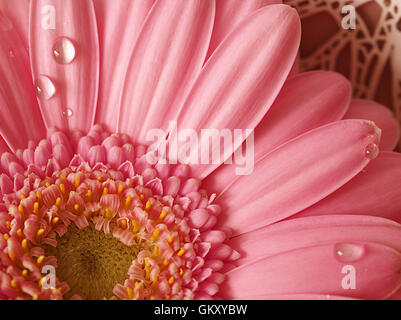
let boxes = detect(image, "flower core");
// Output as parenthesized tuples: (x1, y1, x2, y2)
(0, 126, 237, 300)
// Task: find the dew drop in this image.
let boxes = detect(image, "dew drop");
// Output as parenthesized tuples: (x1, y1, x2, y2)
(0, 11, 12, 31)
(63, 109, 73, 117)
(365, 143, 379, 159)
(8, 49, 15, 58)
(52, 38, 76, 64)
(34, 76, 56, 100)
(334, 243, 365, 262)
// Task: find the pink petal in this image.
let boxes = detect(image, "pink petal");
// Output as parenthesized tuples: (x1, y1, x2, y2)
(0, 0, 29, 48)
(203, 71, 351, 193)
(217, 120, 381, 235)
(171, 4, 300, 179)
(93, 0, 155, 132)
(344, 99, 400, 151)
(118, 0, 215, 143)
(221, 242, 401, 300)
(230, 215, 401, 266)
(0, 14, 46, 150)
(295, 151, 401, 222)
(29, 0, 99, 133)
(206, 0, 281, 60)
(0, 136, 10, 155)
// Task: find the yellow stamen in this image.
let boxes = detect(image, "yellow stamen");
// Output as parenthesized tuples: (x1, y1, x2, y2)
(22, 269, 28, 277)
(163, 258, 169, 267)
(16, 229, 23, 238)
(36, 255, 45, 266)
(55, 197, 61, 207)
(74, 177, 80, 188)
(125, 196, 132, 208)
(152, 228, 160, 241)
(120, 219, 127, 229)
(144, 259, 150, 280)
(177, 248, 185, 257)
(145, 200, 151, 211)
(97, 176, 103, 182)
(139, 194, 144, 201)
(149, 296, 155, 300)
(127, 287, 134, 300)
(85, 189, 92, 201)
(36, 228, 45, 240)
(168, 276, 175, 285)
(20, 193, 25, 199)
(59, 183, 65, 194)
(157, 209, 167, 222)
(8, 251, 15, 261)
(18, 204, 25, 219)
(21, 239, 28, 252)
(103, 187, 108, 195)
(3, 233, 9, 241)
(45, 182, 50, 188)
(60, 172, 66, 180)
(52, 217, 60, 225)
(5, 221, 11, 230)
(179, 268, 184, 276)
(74, 204, 80, 212)
(153, 246, 159, 258)
(33, 202, 39, 215)
(36, 191, 42, 202)
(132, 220, 139, 233)
(152, 275, 158, 286)
(167, 235, 174, 244)
(105, 207, 112, 219)
(165, 295, 170, 300)
(11, 279, 17, 289)
(118, 184, 124, 194)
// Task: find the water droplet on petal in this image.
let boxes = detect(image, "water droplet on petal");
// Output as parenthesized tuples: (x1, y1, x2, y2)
(334, 243, 365, 262)
(8, 49, 14, 58)
(52, 38, 76, 64)
(0, 11, 12, 31)
(365, 143, 379, 159)
(63, 109, 73, 117)
(34, 76, 56, 100)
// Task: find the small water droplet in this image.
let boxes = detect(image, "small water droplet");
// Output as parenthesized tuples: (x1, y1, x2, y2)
(365, 143, 379, 159)
(63, 109, 73, 117)
(334, 243, 365, 262)
(52, 38, 76, 64)
(0, 11, 12, 31)
(8, 49, 15, 58)
(34, 76, 56, 100)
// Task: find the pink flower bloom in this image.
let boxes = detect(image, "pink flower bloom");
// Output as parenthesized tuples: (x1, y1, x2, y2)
(0, 0, 400, 300)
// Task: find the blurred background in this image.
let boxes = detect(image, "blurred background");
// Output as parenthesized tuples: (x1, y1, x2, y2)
(284, 0, 401, 130)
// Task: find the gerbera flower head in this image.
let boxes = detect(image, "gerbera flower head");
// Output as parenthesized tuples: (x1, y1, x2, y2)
(0, 0, 401, 300)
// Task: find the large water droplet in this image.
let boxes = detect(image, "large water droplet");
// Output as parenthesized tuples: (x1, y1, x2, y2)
(334, 243, 365, 262)
(34, 76, 56, 100)
(0, 11, 12, 31)
(365, 143, 379, 159)
(63, 109, 73, 117)
(52, 38, 76, 64)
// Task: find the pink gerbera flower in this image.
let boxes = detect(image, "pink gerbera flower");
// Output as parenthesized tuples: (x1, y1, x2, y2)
(1, 0, 401, 300)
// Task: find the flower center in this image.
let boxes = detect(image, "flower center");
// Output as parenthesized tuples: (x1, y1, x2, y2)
(0, 126, 238, 300)
(45, 224, 144, 300)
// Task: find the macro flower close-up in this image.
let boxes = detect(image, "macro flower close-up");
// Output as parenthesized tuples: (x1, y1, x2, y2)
(1, 0, 401, 302)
